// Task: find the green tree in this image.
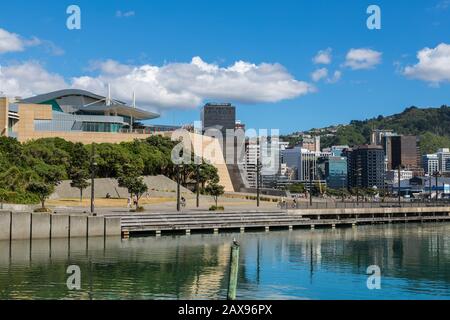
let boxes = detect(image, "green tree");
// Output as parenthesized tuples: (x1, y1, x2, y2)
(0, 188, 17, 210)
(205, 183, 225, 207)
(118, 175, 148, 210)
(26, 182, 55, 209)
(289, 183, 306, 194)
(70, 169, 91, 201)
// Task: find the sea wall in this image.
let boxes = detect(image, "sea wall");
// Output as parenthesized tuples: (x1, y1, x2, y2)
(0, 211, 121, 240)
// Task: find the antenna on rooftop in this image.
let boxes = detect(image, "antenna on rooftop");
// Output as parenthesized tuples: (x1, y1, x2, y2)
(106, 83, 112, 106)
(130, 91, 136, 132)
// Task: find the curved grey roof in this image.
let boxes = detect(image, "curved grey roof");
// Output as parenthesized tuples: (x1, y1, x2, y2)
(21, 89, 160, 121)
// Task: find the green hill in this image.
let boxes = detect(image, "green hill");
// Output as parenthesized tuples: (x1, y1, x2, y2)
(284, 105, 450, 154)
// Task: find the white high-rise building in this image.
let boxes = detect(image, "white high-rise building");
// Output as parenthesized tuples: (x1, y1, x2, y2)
(281, 147, 331, 181)
(244, 138, 283, 188)
(422, 154, 439, 175)
(437, 148, 450, 173)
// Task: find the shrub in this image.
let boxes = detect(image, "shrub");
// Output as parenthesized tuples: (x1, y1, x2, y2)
(33, 207, 52, 213)
(209, 205, 224, 211)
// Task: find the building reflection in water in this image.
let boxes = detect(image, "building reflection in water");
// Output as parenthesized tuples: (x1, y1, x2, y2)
(0, 223, 449, 300)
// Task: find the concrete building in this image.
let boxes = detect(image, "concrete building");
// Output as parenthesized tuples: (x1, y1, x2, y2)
(1, 91, 235, 192)
(371, 129, 396, 146)
(422, 154, 439, 175)
(244, 138, 283, 189)
(317, 156, 348, 189)
(386, 170, 414, 184)
(300, 135, 321, 152)
(382, 135, 420, 172)
(437, 148, 450, 173)
(344, 145, 385, 189)
(1, 89, 167, 143)
(201, 103, 236, 135)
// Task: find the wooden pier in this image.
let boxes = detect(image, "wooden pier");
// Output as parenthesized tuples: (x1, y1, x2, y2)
(108, 206, 450, 238)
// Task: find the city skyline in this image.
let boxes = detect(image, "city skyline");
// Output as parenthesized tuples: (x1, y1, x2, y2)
(0, 0, 449, 134)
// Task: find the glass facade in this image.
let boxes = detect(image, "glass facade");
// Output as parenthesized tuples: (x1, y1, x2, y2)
(81, 122, 122, 133)
(326, 157, 348, 189)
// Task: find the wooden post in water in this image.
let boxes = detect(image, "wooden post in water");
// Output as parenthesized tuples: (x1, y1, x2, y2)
(227, 240, 240, 300)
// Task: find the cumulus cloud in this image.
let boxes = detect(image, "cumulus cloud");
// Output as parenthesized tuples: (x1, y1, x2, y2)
(403, 43, 450, 84)
(311, 68, 342, 84)
(1, 57, 314, 109)
(327, 70, 342, 83)
(0, 27, 63, 56)
(311, 68, 328, 82)
(313, 48, 332, 65)
(344, 48, 382, 70)
(0, 61, 67, 97)
(0, 28, 41, 54)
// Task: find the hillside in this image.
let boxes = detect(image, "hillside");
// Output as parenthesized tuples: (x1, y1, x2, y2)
(282, 105, 450, 154)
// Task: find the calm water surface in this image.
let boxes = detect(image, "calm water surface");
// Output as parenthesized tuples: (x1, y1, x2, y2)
(0, 223, 449, 300)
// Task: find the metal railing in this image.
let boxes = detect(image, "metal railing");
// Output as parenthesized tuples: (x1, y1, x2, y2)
(279, 199, 450, 210)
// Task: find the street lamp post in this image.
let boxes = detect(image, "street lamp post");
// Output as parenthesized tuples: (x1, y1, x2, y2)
(256, 138, 261, 208)
(176, 164, 182, 212)
(90, 143, 97, 214)
(397, 165, 403, 206)
(356, 168, 362, 206)
(196, 163, 200, 208)
(256, 154, 261, 208)
(309, 164, 313, 207)
(429, 175, 432, 201)
(434, 171, 440, 202)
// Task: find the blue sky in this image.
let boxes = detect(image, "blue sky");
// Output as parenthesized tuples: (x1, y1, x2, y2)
(0, 0, 449, 134)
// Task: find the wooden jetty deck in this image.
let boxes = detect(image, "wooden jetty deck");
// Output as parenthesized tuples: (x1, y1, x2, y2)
(108, 206, 450, 238)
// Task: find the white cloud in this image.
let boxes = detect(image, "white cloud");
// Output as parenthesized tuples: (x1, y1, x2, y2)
(344, 48, 382, 70)
(1, 57, 314, 109)
(403, 43, 450, 84)
(0, 28, 63, 56)
(116, 10, 135, 18)
(0, 28, 33, 53)
(327, 70, 342, 83)
(313, 48, 332, 65)
(0, 61, 68, 98)
(311, 68, 328, 82)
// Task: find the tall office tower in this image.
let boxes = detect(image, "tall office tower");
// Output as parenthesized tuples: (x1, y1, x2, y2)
(298, 150, 331, 181)
(344, 145, 385, 189)
(321, 156, 348, 189)
(422, 154, 439, 175)
(371, 129, 395, 146)
(281, 147, 302, 180)
(382, 135, 420, 171)
(201, 103, 236, 134)
(201, 103, 236, 160)
(437, 148, 450, 173)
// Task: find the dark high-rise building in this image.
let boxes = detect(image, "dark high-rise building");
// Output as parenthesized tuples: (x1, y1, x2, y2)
(382, 135, 420, 171)
(201, 103, 236, 135)
(344, 145, 385, 189)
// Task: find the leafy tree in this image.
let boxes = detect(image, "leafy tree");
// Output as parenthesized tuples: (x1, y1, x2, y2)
(26, 182, 55, 209)
(118, 175, 148, 209)
(205, 183, 225, 207)
(0, 188, 17, 209)
(70, 169, 91, 201)
(289, 183, 306, 194)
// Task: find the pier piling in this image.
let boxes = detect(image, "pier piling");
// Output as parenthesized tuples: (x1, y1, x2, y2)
(227, 241, 240, 300)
